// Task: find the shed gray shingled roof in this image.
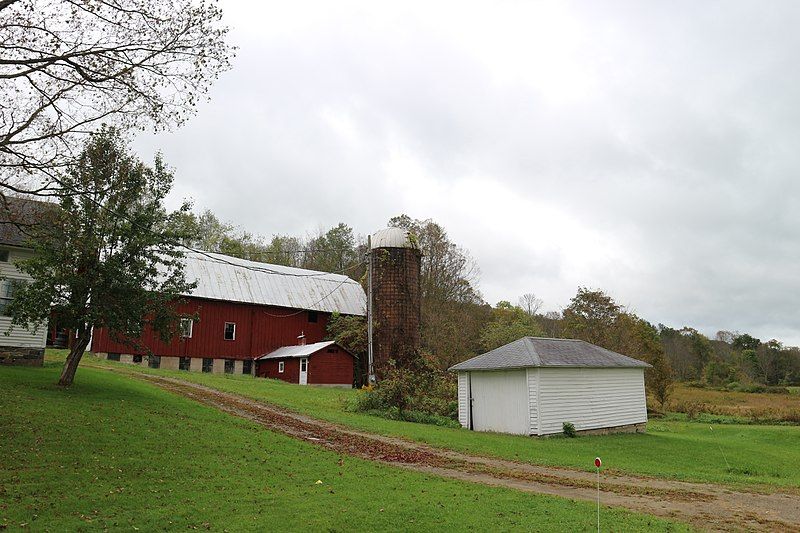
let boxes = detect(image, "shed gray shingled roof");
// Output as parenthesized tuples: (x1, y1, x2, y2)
(449, 337, 651, 371)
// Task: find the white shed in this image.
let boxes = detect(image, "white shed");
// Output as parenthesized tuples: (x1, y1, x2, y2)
(450, 337, 650, 436)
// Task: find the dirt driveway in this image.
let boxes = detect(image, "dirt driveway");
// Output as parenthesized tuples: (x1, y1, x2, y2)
(135, 373, 800, 532)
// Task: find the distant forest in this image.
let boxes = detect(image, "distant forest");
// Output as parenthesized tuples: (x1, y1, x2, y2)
(173, 209, 800, 389)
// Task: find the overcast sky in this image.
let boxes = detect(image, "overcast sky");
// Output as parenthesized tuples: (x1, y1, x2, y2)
(134, 1, 800, 345)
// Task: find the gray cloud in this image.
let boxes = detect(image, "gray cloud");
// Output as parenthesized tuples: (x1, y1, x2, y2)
(134, 0, 800, 344)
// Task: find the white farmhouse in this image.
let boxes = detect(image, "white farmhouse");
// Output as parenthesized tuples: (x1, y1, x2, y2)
(450, 337, 650, 436)
(0, 198, 49, 366)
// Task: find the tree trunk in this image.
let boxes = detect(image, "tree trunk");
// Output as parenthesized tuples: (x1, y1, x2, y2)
(58, 327, 91, 386)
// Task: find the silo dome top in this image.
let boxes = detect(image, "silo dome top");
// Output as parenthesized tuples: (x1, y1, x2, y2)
(370, 227, 418, 249)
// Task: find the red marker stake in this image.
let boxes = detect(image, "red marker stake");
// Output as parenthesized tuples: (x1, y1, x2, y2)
(595, 457, 602, 532)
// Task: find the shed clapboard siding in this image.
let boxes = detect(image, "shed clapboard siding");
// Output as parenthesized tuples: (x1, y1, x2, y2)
(537, 367, 647, 435)
(469, 369, 529, 435)
(457, 372, 470, 429)
(0, 248, 46, 349)
(526, 368, 539, 435)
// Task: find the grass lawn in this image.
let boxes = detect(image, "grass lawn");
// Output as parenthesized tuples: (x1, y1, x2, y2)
(69, 352, 800, 491)
(0, 362, 688, 532)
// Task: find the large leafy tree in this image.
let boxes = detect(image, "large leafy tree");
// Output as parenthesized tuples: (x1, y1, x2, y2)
(562, 287, 674, 406)
(7, 128, 196, 385)
(562, 287, 620, 346)
(388, 215, 486, 367)
(479, 301, 543, 352)
(0, 0, 233, 195)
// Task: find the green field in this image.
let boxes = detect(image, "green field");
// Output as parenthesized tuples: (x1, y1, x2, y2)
(73, 353, 800, 491)
(1, 362, 688, 531)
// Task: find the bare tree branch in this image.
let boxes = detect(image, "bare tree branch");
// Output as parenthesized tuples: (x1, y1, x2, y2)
(0, 0, 235, 195)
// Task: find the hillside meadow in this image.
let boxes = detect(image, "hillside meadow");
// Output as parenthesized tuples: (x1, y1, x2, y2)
(666, 384, 800, 424)
(0, 361, 688, 531)
(69, 352, 800, 491)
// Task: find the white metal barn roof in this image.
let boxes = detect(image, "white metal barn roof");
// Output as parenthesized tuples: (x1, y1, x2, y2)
(257, 340, 339, 360)
(449, 337, 651, 371)
(181, 251, 366, 316)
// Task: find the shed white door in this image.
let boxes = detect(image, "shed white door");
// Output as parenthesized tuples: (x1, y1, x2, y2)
(470, 369, 530, 435)
(299, 358, 308, 385)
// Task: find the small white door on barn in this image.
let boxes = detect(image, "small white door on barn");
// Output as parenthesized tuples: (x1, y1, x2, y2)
(299, 358, 308, 385)
(470, 369, 529, 435)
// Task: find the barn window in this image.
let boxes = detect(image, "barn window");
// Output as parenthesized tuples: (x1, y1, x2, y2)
(242, 360, 252, 375)
(133, 355, 142, 364)
(180, 318, 193, 338)
(202, 358, 213, 373)
(224, 359, 235, 374)
(278, 361, 284, 373)
(107, 353, 120, 361)
(308, 311, 318, 323)
(179, 357, 191, 371)
(327, 348, 338, 353)
(223, 322, 236, 340)
(0, 250, 8, 262)
(148, 355, 161, 369)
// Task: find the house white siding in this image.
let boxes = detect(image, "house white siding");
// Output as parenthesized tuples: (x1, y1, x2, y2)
(537, 367, 647, 435)
(457, 371, 470, 429)
(0, 248, 46, 349)
(469, 369, 529, 435)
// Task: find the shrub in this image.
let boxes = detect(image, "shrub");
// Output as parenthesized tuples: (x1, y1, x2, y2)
(675, 400, 703, 420)
(562, 422, 577, 438)
(784, 410, 800, 424)
(351, 357, 459, 425)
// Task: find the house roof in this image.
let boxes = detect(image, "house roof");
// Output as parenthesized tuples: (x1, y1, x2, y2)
(257, 340, 344, 360)
(182, 251, 366, 316)
(0, 197, 54, 248)
(449, 337, 651, 371)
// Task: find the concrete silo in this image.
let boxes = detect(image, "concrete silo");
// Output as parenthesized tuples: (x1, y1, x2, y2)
(368, 227, 422, 380)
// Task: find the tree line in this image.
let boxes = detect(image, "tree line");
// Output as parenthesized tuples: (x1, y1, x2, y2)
(185, 211, 800, 398)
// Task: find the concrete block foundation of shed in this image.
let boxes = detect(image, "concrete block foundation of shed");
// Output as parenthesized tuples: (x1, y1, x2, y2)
(541, 422, 647, 437)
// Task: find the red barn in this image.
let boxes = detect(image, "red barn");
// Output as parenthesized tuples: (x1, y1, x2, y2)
(91, 251, 365, 386)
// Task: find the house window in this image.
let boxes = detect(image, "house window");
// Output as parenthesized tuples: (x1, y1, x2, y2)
(0, 250, 8, 262)
(148, 355, 161, 369)
(308, 311, 318, 323)
(133, 355, 143, 364)
(278, 361, 284, 373)
(180, 318, 193, 338)
(179, 357, 191, 371)
(223, 322, 236, 340)
(202, 358, 213, 373)
(224, 359, 234, 374)
(107, 353, 120, 361)
(0, 279, 26, 316)
(242, 360, 252, 375)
